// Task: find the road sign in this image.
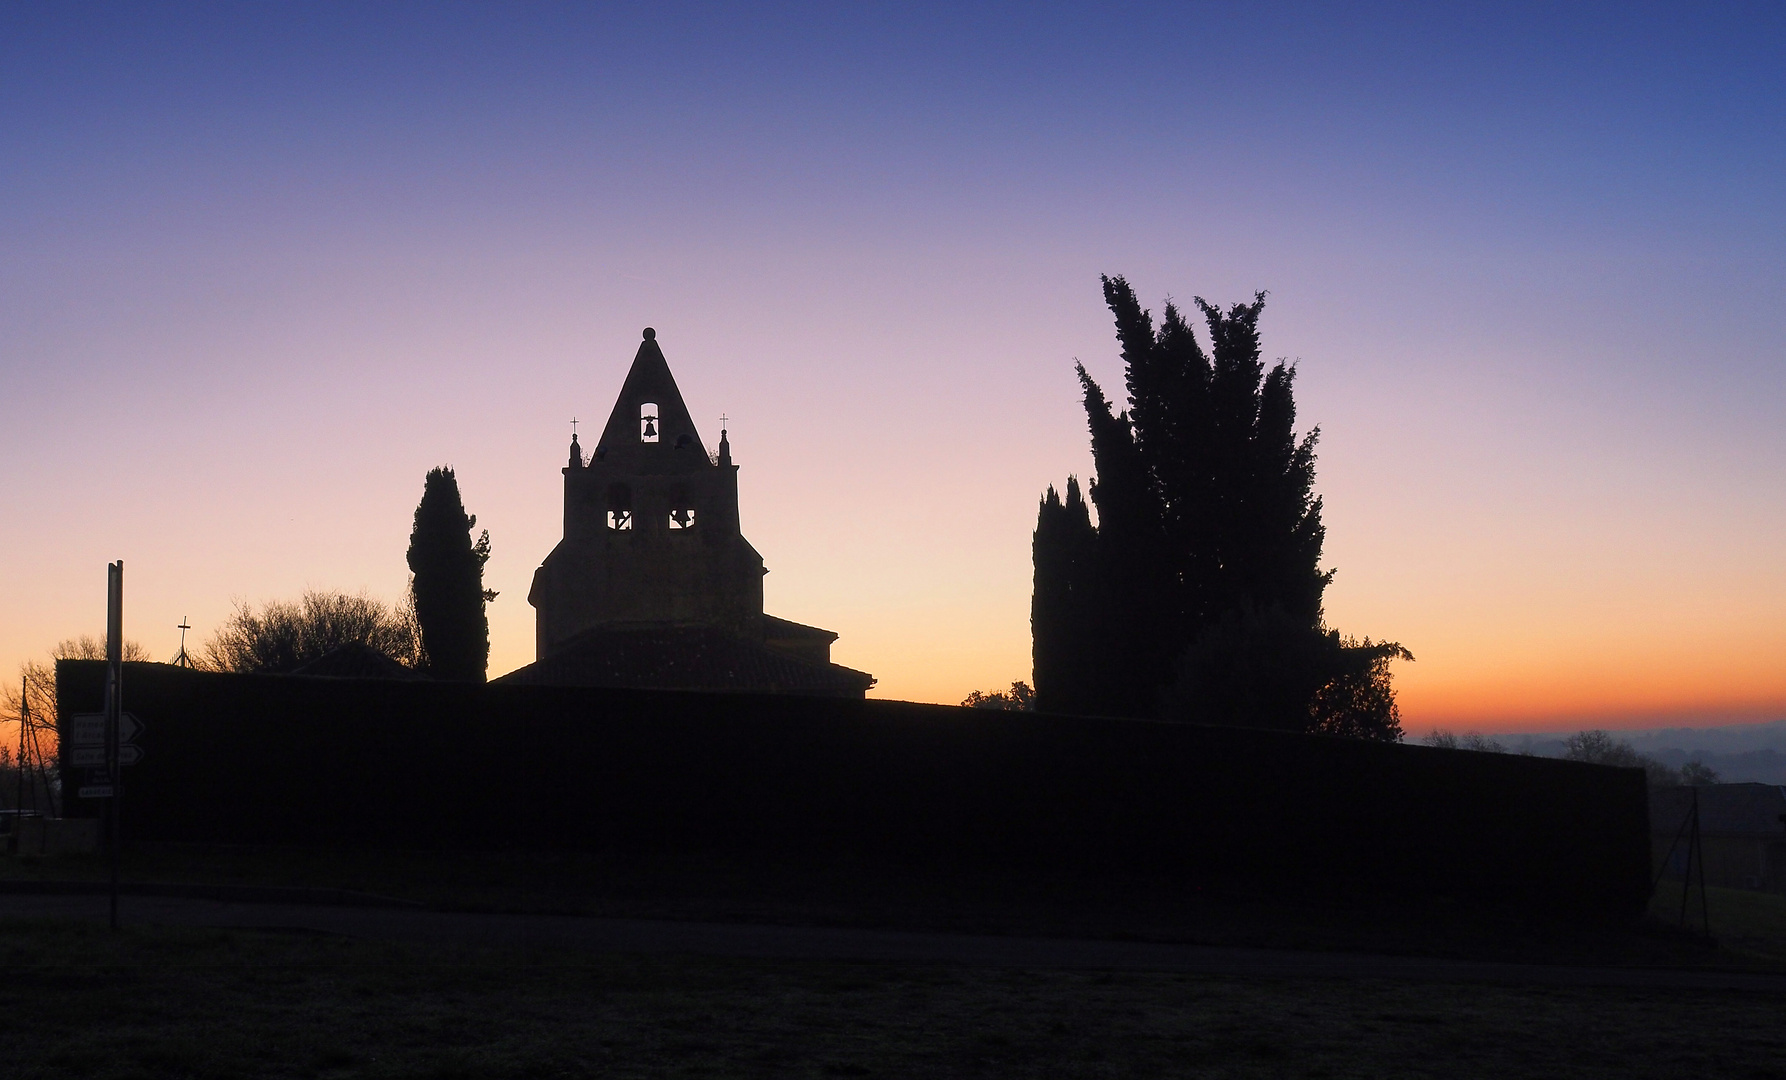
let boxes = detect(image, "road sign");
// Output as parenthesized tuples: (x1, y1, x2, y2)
(78, 785, 115, 799)
(68, 713, 104, 745)
(67, 712, 143, 747)
(69, 745, 143, 768)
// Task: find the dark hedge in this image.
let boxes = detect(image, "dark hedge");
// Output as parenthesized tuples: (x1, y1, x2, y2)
(58, 661, 1651, 920)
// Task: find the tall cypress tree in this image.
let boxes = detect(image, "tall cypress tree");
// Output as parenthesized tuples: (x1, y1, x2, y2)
(1032, 277, 1401, 736)
(407, 467, 495, 681)
(1031, 477, 1101, 715)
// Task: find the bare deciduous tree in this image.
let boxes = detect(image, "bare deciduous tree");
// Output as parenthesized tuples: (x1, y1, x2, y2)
(201, 590, 421, 674)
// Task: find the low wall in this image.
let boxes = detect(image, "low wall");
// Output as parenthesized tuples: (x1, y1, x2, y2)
(59, 661, 1652, 919)
(4, 816, 99, 856)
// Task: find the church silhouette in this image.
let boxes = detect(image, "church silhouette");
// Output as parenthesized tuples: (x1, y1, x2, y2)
(498, 329, 874, 697)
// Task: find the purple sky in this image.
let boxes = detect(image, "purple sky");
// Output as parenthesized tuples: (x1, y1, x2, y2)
(3, 2, 1783, 728)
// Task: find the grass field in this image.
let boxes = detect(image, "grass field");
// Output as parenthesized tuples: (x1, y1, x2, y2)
(1648, 876, 1786, 965)
(2, 916, 1783, 1079)
(9, 843, 1781, 972)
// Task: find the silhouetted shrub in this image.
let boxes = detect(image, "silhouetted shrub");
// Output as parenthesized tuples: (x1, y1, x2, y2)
(202, 591, 419, 674)
(961, 682, 1035, 711)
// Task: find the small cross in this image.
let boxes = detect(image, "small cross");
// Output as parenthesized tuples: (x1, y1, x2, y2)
(570, 417, 579, 436)
(719, 413, 729, 431)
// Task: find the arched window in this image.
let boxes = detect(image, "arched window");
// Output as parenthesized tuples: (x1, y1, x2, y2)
(668, 484, 695, 529)
(640, 403, 659, 443)
(606, 483, 633, 530)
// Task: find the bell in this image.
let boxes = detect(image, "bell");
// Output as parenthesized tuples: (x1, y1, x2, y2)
(643, 416, 657, 438)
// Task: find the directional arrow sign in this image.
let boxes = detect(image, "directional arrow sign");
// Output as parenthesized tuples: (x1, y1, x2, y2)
(67, 712, 143, 747)
(69, 745, 144, 768)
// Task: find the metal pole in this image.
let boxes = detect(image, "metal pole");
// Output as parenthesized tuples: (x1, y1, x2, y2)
(14, 677, 25, 816)
(1691, 786, 1710, 937)
(1678, 792, 1693, 927)
(37, 706, 58, 819)
(25, 716, 50, 853)
(105, 561, 122, 932)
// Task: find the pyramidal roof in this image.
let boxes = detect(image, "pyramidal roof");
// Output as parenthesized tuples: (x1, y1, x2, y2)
(594, 328, 710, 469)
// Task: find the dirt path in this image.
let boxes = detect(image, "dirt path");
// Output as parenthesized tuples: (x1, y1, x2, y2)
(4, 890, 1783, 992)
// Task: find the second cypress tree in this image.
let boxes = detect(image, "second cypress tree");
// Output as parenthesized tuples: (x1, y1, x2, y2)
(1033, 277, 1406, 737)
(407, 466, 495, 681)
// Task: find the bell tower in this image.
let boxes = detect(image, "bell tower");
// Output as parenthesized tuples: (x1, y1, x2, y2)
(528, 328, 766, 657)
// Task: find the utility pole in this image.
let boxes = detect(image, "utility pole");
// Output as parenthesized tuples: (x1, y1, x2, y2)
(105, 561, 122, 931)
(13, 678, 25, 817)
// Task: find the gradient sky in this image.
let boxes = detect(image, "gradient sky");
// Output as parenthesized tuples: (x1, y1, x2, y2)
(3, 2, 1783, 732)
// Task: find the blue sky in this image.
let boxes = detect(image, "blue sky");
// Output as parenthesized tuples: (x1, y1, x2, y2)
(4, 2, 1783, 725)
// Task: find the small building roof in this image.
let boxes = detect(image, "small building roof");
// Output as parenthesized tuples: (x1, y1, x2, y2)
(758, 614, 840, 643)
(1650, 783, 1786, 838)
(494, 623, 874, 698)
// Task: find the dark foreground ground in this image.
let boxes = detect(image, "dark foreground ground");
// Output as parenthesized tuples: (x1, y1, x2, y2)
(0, 844, 1762, 967)
(3, 845, 1785, 1077)
(4, 915, 1785, 1080)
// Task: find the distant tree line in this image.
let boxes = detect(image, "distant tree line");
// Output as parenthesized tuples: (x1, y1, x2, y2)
(961, 681, 1035, 711)
(1422, 729, 1510, 754)
(1032, 277, 1408, 739)
(1423, 727, 1720, 788)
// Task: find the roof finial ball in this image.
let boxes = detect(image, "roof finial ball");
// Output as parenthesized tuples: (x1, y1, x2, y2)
(642, 327, 656, 341)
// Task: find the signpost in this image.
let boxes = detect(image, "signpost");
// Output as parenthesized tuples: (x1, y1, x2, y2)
(70, 706, 143, 803)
